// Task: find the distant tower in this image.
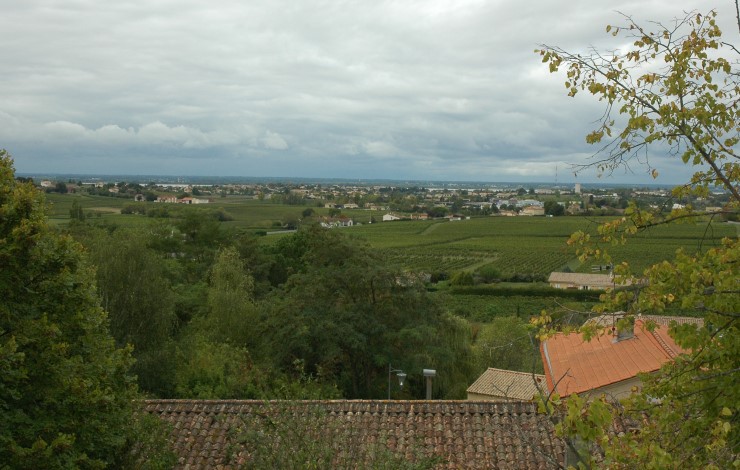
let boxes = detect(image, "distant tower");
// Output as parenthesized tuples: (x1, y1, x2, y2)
(575, 183, 581, 194)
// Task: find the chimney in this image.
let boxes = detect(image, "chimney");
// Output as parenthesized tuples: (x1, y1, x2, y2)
(613, 315, 635, 342)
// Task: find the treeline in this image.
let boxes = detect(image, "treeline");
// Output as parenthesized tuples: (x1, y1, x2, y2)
(66, 213, 539, 400)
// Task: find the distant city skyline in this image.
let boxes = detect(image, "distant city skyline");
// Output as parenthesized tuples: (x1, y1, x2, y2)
(2, 1, 736, 185)
(16, 171, 683, 190)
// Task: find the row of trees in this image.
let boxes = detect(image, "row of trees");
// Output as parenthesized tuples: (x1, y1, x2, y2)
(67, 199, 526, 400)
(5, 150, 540, 466)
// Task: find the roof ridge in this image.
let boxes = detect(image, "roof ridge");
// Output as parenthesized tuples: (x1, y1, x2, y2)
(646, 324, 680, 358)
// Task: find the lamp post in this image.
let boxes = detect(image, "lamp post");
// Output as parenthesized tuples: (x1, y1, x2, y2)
(387, 364, 406, 399)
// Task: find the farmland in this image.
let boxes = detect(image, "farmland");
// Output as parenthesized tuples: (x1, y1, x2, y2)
(348, 216, 736, 277)
(46, 193, 736, 278)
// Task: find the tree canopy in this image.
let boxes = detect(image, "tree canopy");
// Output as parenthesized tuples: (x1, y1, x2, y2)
(537, 8, 738, 468)
(0, 150, 174, 468)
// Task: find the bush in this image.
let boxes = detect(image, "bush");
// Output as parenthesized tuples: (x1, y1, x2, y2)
(121, 203, 147, 215)
(475, 264, 501, 283)
(429, 271, 449, 283)
(450, 271, 475, 286)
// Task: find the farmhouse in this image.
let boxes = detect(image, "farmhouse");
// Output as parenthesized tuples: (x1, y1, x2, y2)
(540, 318, 687, 399)
(178, 197, 211, 204)
(146, 399, 565, 468)
(466, 368, 545, 402)
(382, 213, 401, 221)
(548, 272, 619, 290)
(320, 216, 354, 228)
(520, 205, 545, 216)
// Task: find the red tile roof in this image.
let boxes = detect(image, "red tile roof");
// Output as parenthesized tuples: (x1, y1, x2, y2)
(540, 320, 687, 396)
(145, 399, 565, 469)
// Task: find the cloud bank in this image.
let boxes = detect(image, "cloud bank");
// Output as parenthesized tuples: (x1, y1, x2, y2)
(1, 0, 735, 183)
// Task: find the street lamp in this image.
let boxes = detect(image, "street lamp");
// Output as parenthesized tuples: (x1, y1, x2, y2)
(388, 364, 406, 399)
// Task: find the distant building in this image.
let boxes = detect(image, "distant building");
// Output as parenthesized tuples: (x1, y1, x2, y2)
(520, 205, 545, 216)
(548, 272, 627, 290)
(382, 213, 401, 222)
(320, 216, 354, 228)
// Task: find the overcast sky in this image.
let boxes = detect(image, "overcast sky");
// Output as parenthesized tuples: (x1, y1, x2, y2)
(1, 0, 736, 183)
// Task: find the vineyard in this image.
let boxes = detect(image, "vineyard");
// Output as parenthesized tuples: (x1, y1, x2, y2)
(45, 193, 737, 278)
(350, 216, 736, 278)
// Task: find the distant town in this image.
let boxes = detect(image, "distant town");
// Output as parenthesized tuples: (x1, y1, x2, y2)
(22, 174, 732, 219)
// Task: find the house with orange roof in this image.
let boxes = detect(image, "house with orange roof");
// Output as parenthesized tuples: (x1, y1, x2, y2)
(540, 319, 687, 399)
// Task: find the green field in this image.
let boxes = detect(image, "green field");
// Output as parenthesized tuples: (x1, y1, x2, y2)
(46, 193, 737, 278)
(348, 216, 736, 277)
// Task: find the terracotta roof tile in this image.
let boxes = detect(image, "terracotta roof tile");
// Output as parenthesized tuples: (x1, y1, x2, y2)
(584, 313, 704, 329)
(145, 399, 565, 469)
(467, 369, 545, 401)
(541, 320, 688, 396)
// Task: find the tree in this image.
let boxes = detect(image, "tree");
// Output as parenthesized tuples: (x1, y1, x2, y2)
(69, 198, 85, 222)
(204, 246, 257, 346)
(53, 181, 67, 193)
(261, 226, 476, 399)
(536, 8, 739, 468)
(0, 150, 174, 468)
(544, 200, 565, 216)
(85, 228, 178, 395)
(473, 317, 541, 374)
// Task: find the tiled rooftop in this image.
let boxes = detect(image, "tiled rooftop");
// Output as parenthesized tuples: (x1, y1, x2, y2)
(541, 319, 687, 397)
(145, 399, 565, 469)
(584, 313, 704, 328)
(547, 272, 615, 288)
(466, 369, 546, 401)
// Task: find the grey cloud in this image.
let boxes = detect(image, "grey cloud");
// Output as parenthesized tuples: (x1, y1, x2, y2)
(1, 0, 734, 182)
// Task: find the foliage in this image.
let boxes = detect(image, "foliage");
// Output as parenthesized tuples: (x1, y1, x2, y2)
(537, 8, 739, 469)
(473, 316, 542, 374)
(450, 270, 475, 286)
(205, 246, 257, 346)
(69, 198, 85, 222)
(537, 10, 738, 201)
(261, 226, 476, 399)
(544, 200, 565, 216)
(84, 228, 178, 395)
(475, 263, 502, 283)
(173, 333, 263, 399)
(0, 150, 174, 468)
